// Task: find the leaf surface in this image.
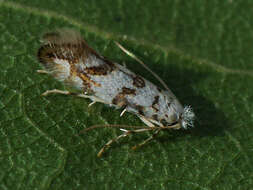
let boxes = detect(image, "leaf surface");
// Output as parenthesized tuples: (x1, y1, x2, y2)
(0, 1, 253, 189)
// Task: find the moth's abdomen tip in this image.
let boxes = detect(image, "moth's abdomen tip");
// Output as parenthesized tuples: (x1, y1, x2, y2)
(37, 45, 49, 66)
(42, 31, 61, 42)
(37, 44, 57, 69)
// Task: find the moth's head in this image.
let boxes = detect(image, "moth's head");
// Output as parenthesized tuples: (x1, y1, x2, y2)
(161, 95, 195, 129)
(165, 97, 195, 129)
(179, 106, 195, 129)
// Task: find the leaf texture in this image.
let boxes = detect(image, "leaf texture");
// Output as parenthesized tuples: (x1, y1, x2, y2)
(0, 0, 253, 189)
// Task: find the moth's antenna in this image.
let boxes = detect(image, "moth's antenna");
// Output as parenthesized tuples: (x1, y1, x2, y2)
(80, 124, 157, 133)
(115, 42, 173, 94)
(80, 123, 179, 134)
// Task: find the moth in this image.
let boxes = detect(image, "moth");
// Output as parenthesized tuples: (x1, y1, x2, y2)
(37, 29, 195, 157)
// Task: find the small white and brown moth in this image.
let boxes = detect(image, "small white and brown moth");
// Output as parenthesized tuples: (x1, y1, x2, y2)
(37, 29, 195, 157)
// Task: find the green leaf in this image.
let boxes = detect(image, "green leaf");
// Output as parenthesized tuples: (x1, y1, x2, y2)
(1, 0, 253, 189)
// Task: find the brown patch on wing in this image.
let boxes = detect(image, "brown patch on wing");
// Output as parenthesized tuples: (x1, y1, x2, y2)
(85, 62, 116, 75)
(78, 71, 101, 87)
(38, 30, 117, 75)
(132, 75, 145, 88)
(152, 114, 158, 121)
(38, 30, 99, 67)
(121, 87, 136, 95)
(37, 42, 86, 68)
(136, 105, 144, 115)
(157, 87, 162, 92)
(112, 87, 136, 107)
(83, 41, 118, 75)
(151, 96, 160, 112)
(112, 94, 126, 107)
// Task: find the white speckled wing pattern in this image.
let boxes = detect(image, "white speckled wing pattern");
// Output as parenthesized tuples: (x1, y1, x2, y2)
(85, 55, 181, 126)
(37, 29, 194, 130)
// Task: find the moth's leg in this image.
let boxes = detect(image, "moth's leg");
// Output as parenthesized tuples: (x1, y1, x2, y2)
(131, 123, 181, 150)
(131, 129, 161, 150)
(97, 128, 152, 157)
(120, 108, 127, 117)
(37, 69, 50, 74)
(37, 70, 103, 102)
(41, 89, 85, 97)
(138, 115, 155, 127)
(88, 101, 97, 107)
(41, 89, 107, 105)
(77, 94, 108, 105)
(97, 131, 130, 157)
